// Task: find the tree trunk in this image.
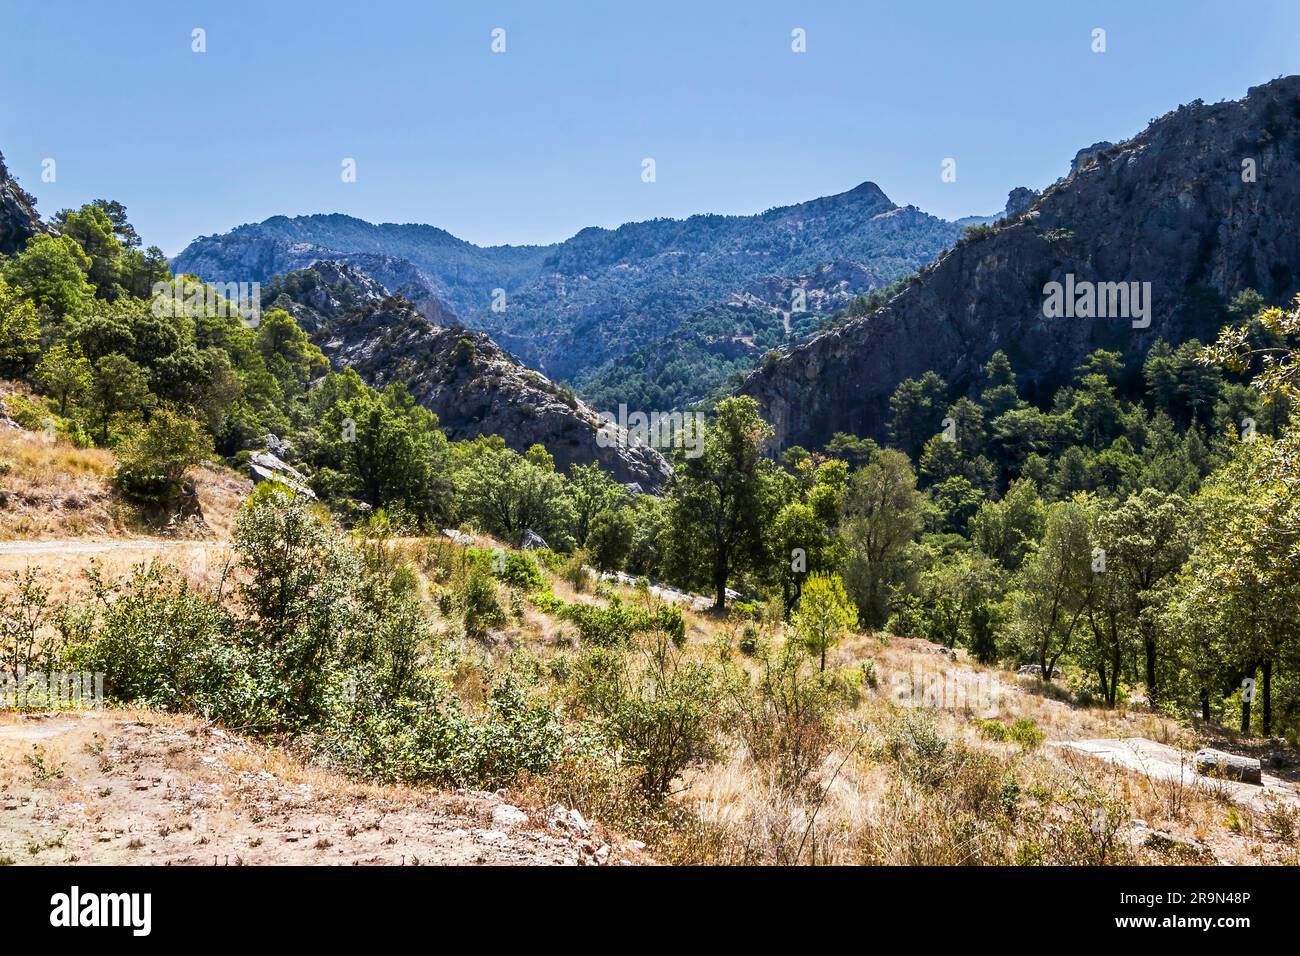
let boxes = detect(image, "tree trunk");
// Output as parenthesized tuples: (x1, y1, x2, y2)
(1241, 677, 1252, 736)
(712, 548, 728, 612)
(1143, 635, 1157, 704)
(1199, 688, 1210, 723)
(1262, 659, 1272, 737)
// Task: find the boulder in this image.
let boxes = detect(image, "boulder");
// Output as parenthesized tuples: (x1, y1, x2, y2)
(246, 451, 316, 499)
(1193, 748, 1262, 784)
(519, 529, 548, 551)
(490, 805, 529, 829)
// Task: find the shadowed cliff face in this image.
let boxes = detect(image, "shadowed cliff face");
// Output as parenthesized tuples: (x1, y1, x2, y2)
(740, 76, 1300, 452)
(0, 151, 45, 256)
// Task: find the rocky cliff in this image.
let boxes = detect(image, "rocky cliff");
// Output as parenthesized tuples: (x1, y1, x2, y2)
(740, 77, 1300, 452)
(0, 151, 45, 256)
(277, 263, 671, 488)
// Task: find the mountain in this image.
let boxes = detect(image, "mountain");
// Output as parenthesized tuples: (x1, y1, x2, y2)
(173, 183, 967, 384)
(269, 262, 671, 488)
(740, 77, 1300, 452)
(0, 151, 45, 256)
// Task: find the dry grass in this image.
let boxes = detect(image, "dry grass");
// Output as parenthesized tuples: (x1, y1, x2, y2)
(0, 425, 250, 543)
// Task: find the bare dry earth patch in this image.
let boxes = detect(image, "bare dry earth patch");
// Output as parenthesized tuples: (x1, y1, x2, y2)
(0, 710, 642, 866)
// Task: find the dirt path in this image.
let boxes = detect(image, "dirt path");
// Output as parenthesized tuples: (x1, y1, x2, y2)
(1050, 737, 1300, 812)
(0, 539, 202, 557)
(0, 711, 639, 866)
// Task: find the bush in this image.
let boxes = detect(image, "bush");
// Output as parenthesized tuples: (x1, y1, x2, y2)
(319, 671, 585, 788)
(558, 595, 685, 648)
(573, 633, 726, 800)
(113, 406, 212, 504)
(492, 551, 545, 592)
(886, 711, 951, 786)
(731, 639, 836, 792)
(1007, 717, 1045, 749)
(63, 564, 255, 721)
(459, 569, 505, 638)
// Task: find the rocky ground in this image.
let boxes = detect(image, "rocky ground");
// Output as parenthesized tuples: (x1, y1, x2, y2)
(0, 710, 644, 866)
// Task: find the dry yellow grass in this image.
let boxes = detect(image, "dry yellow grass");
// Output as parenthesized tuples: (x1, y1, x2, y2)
(0, 426, 250, 542)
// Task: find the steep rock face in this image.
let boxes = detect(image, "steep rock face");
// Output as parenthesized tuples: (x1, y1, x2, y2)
(740, 77, 1300, 452)
(271, 262, 670, 487)
(0, 151, 45, 256)
(316, 296, 671, 487)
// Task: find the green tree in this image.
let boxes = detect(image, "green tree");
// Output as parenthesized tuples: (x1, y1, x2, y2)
(888, 371, 947, 461)
(0, 275, 40, 375)
(455, 438, 574, 547)
(3, 233, 94, 322)
(1009, 497, 1097, 680)
(1095, 488, 1190, 703)
(113, 406, 213, 503)
(791, 571, 858, 672)
(34, 340, 93, 415)
(566, 462, 629, 547)
(588, 507, 635, 572)
(665, 396, 776, 610)
(88, 353, 153, 444)
(839, 449, 926, 627)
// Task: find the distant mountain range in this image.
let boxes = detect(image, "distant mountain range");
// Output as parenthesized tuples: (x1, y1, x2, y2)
(173, 182, 986, 395)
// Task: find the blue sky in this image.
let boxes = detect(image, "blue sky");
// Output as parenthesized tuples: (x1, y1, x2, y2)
(2, 1, 1297, 255)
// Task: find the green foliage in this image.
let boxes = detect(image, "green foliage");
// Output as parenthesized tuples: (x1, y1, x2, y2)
(557, 594, 685, 648)
(665, 396, 778, 608)
(3, 233, 95, 321)
(491, 550, 546, 592)
(587, 507, 635, 572)
(573, 629, 727, 799)
(113, 406, 213, 503)
(453, 437, 575, 547)
(790, 571, 857, 671)
(0, 276, 40, 375)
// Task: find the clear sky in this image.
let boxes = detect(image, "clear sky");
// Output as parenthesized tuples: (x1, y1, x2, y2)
(2, 0, 1298, 255)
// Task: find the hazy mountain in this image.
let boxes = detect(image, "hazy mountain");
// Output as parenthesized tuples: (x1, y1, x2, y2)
(267, 262, 671, 488)
(173, 182, 967, 383)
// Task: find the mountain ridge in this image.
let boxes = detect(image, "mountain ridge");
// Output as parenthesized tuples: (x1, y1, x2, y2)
(172, 180, 970, 382)
(739, 76, 1300, 452)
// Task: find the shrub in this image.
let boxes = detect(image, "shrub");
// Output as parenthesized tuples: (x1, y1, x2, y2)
(493, 551, 545, 592)
(0, 568, 60, 690)
(558, 595, 685, 648)
(886, 711, 951, 786)
(573, 632, 726, 800)
(731, 639, 836, 792)
(113, 406, 212, 504)
(62, 563, 252, 721)
(976, 718, 1010, 742)
(1008, 717, 1045, 749)
(459, 569, 505, 638)
(319, 671, 584, 788)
